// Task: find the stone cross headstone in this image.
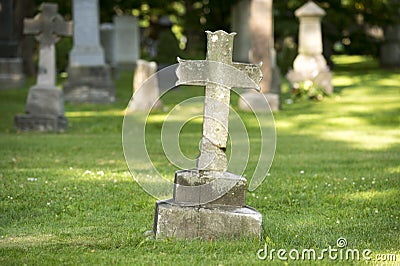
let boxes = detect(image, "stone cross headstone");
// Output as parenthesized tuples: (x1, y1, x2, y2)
(63, 0, 115, 103)
(128, 59, 162, 112)
(114, 15, 140, 69)
(14, 3, 71, 132)
(287, 1, 333, 94)
(0, 0, 25, 89)
(154, 30, 263, 240)
(232, 0, 281, 111)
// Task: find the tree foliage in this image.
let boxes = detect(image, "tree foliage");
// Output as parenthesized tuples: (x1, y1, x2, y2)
(32, 0, 400, 66)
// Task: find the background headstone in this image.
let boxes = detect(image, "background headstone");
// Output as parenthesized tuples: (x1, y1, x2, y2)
(231, 0, 251, 63)
(114, 15, 140, 70)
(63, 0, 115, 103)
(128, 59, 162, 112)
(14, 3, 71, 132)
(287, 1, 333, 94)
(100, 22, 118, 78)
(0, 0, 25, 89)
(232, 0, 281, 111)
(100, 23, 116, 68)
(380, 25, 400, 68)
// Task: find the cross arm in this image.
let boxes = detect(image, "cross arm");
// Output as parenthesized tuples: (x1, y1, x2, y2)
(54, 18, 73, 37)
(23, 16, 42, 35)
(176, 58, 262, 91)
(232, 62, 263, 91)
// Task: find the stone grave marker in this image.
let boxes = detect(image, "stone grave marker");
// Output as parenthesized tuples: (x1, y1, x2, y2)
(232, 0, 281, 111)
(380, 24, 400, 68)
(154, 30, 263, 240)
(287, 1, 333, 94)
(100, 23, 116, 69)
(114, 15, 140, 69)
(231, 0, 251, 63)
(14, 3, 72, 132)
(63, 0, 115, 103)
(128, 59, 162, 112)
(0, 0, 25, 89)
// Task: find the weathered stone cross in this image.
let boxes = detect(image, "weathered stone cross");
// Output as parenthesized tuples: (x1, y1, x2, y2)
(24, 3, 72, 86)
(177, 30, 262, 172)
(154, 31, 264, 239)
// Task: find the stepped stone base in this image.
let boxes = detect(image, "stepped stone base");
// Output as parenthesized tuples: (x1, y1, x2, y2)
(154, 200, 262, 240)
(154, 169, 262, 240)
(15, 84, 67, 132)
(14, 114, 67, 132)
(63, 65, 115, 103)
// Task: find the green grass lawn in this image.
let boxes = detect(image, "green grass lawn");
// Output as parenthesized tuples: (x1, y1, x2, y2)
(0, 55, 399, 265)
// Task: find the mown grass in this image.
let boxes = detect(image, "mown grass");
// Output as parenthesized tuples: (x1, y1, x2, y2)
(0, 56, 399, 265)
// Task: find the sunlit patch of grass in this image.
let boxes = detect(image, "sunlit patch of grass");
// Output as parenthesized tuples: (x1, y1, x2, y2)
(333, 55, 373, 65)
(66, 110, 125, 118)
(345, 189, 399, 201)
(332, 76, 362, 87)
(322, 129, 400, 150)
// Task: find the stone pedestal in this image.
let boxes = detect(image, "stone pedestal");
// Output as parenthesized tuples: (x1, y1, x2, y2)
(14, 114, 67, 132)
(154, 201, 262, 240)
(154, 169, 262, 240)
(63, 65, 115, 103)
(0, 58, 25, 89)
(15, 85, 67, 132)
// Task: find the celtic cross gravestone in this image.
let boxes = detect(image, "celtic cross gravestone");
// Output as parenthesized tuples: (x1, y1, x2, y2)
(14, 3, 72, 132)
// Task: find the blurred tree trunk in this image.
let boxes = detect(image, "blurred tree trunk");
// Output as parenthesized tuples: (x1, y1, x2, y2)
(15, 0, 35, 76)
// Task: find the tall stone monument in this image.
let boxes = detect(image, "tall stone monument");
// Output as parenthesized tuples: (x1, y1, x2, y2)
(232, 0, 281, 111)
(0, 0, 25, 89)
(154, 31, 263, 240)
(14, 3, 71, 132)
(287, 1, 333, 94)
(128, 59, 161, 112)
(380, 25, 400, 68)
(114, 15, 140, 70)
(63, 0, 115, 103)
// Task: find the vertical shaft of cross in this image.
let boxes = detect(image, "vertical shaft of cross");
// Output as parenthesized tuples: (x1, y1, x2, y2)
(196, 31, 236, 172)
(37, 44, 56, 86)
